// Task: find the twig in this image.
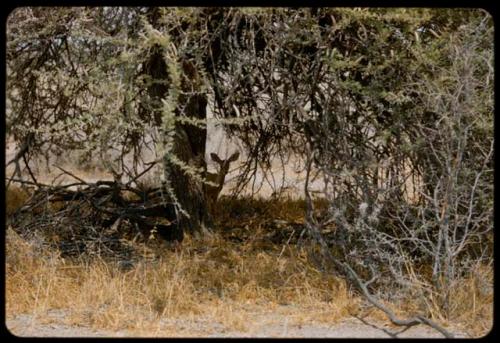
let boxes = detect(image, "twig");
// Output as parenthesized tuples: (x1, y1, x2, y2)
(354, 314, 402, 338)
(54, 165, 88, 185)
(126, 160, 158, 187)
(22, 154, 38, 185)
(6, 178, 50, 188)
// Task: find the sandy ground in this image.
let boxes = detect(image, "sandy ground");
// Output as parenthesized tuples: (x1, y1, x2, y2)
(6, 308, 467, 338)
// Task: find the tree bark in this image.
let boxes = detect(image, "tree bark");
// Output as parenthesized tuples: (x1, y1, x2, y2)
(143, 9, 211, 241)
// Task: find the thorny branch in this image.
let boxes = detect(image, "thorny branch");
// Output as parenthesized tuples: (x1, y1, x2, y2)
(303, 145, 455, 338)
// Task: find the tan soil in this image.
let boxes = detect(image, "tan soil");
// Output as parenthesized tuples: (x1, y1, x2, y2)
(6, 308, 468, 338)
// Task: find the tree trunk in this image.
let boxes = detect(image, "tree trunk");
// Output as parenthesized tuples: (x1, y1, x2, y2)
(143, 9, 211, 241)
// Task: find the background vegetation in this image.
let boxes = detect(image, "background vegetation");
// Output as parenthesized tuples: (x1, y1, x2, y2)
(6, 7, 493, 337)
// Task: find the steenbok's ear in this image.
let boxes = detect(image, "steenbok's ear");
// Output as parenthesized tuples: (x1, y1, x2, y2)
(228, 151, 240, 162)
(211, 153, 223, 163)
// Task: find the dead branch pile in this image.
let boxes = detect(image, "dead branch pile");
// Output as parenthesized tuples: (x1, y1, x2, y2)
(8, 178, 179, 260)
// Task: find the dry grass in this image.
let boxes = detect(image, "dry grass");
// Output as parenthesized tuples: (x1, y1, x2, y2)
(5, 185, 32, 216)
(5, 188, 492, 337)
(358, 263, 494, 338)
(5, 224, 358, 336)
(426, 265, 493, 336)
(213, 195, 328, 228)
(452, 266, 493, 335)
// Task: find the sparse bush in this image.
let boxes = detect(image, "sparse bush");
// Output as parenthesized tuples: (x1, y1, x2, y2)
(299, 9, 493, 334)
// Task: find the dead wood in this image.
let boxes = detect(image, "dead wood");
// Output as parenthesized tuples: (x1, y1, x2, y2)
(7, 178, 181, 259)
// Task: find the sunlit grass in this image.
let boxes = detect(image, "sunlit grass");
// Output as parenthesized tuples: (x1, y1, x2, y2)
(6, 189, 492, 337)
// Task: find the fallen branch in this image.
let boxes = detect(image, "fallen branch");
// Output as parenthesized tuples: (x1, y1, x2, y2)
(342, 262, 454, 338)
